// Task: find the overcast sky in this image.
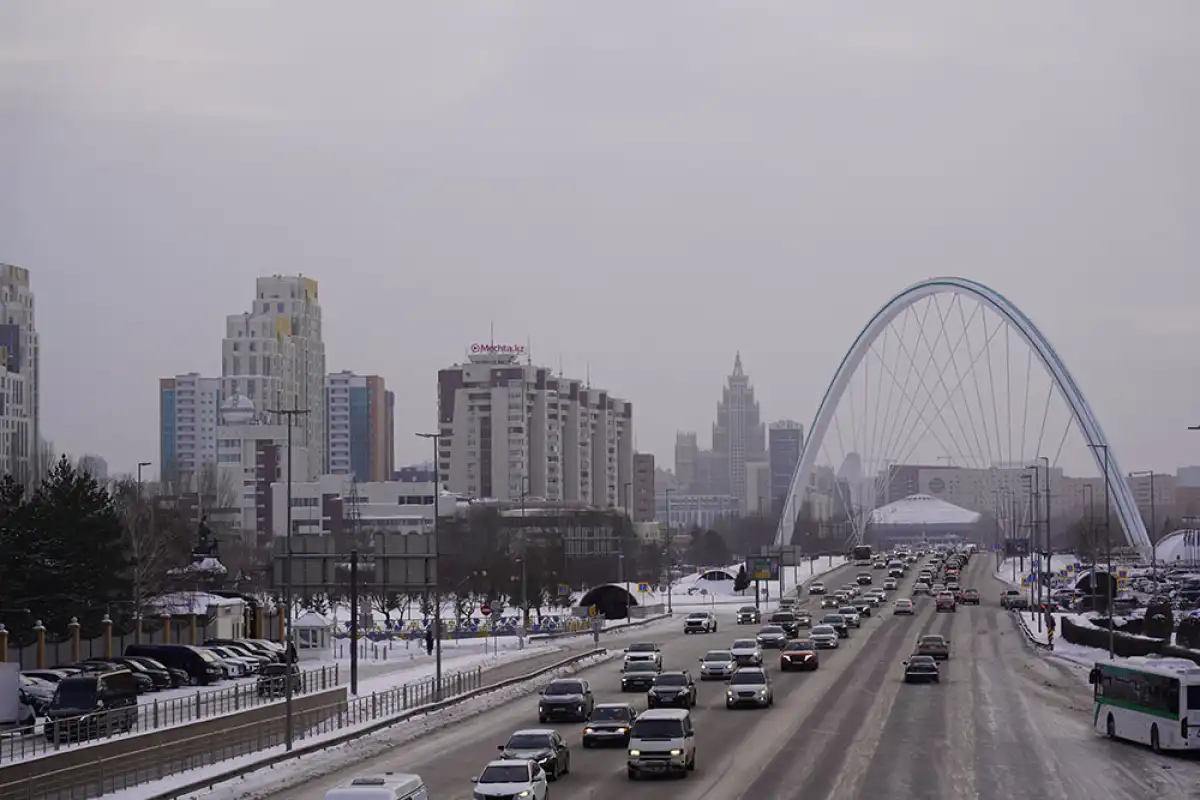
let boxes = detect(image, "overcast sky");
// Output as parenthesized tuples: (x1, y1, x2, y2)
(2, 1, 1198, 479)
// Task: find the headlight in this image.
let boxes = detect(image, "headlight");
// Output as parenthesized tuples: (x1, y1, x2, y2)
(726, 689, 734, 697)
(584, 727, 595, 733)
(669, 749, 683, 756)
(758, 689, 767, 696)
(629, 749, 641, 756)
(518, 792, 531, 798)
(616, 727, 627, 733)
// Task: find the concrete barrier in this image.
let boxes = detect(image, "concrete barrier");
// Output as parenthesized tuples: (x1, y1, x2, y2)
(0, 686, 347, 800)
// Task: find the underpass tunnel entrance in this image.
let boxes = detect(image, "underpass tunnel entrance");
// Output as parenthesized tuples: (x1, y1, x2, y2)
(579, 584, 639, 620)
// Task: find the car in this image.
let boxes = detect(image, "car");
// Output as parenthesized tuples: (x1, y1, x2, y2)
(497, 729, 571, 780)
(810, 624, 840, 648)
(960, 588, 981, 605)
(854, 599, 875, 616)
(931, 583, 947, 595)
(582, 703, 636, 748)
(725, 667, 773, 709)
(623, 642, 663, 668)
(472, 759, 549, 799)
(626, 708, 696, 779)
(856, 572, 873, 586)
(809, 582, 827, 595)
(697, 649, 737, 681)
(756, 625, 789, 649)
(841, 584, 861, 597)
(912, 582, 931, 596)
(684, 612, 717, 634)
(768, 611, 801, 637)
(647, 671, 697, 709)
(893, 598, 915, 615)
(914, 634, 951, 660)
(836, 607, 862, 628)
(821, 596, 841, 609)
(794, 610, 813, 628)
(736, 605, 761, 625)
(19, 674, 55, 716)
(257, 663, 303, 697)
(730, 638, 764, 666)
(903, 656, 942, 684)
(323, 772, 428, 799)
(1000, 589, 1027, 609)
(947, 582, 962, 597)
(882, 577, 898, 590)
(780, 640, 819, 671)
(620, 661, 660, 692)
(820, 613, 849, 638)
(934, 592, 957, 613)
(918, 571, 933, 583)
(537, 679, 593, 722)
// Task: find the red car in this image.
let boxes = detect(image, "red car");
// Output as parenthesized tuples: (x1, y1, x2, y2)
(934, 592, 957, 613)
(959, 588, 981, 605)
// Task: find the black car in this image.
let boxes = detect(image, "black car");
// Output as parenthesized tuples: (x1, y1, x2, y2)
(115, 657, 173, 690)
(582, 703, 636, 748)
(257, 663, 303, 697)
(498, 729, 571, 780)
(768, 612, 801, 637)
(620, 661, 659, 692)
(853, 600, 874, 617)
(538, 679, 594, 722)
(647, 671, 697, 709)
(904, 656, 940, 683)
(820, 614, 849, 638)
(736, 606, 760, 625)
(780, 640, 819, 672)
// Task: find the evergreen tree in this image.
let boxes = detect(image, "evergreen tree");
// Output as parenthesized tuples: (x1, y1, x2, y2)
(0, 475, 33, 624)
(24, 456, 131, 632)
(733, 565, 751, 592)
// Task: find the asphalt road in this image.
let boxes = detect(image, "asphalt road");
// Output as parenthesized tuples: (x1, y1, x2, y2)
(272, 555, 1200, 800)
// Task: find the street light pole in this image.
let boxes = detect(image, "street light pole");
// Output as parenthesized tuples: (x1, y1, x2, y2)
(415, 432, 444, 701)
(133, 461, 151, 643)
(664, 488, 674, 615)
(1087, 442, 1114, 659)
(1083, 483, 1096, 611)
(268, 406, 310, 749)
(623, 481, 633, 607)
(1028, 456, 1050, 631)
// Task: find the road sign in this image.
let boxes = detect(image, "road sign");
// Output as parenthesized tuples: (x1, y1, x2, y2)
(588, 605, 598, 618)
(637, 582, 651, 593)
(752, 557, 772, 580)
(480, 604, 492, 617)
(558, 583, 570, 596)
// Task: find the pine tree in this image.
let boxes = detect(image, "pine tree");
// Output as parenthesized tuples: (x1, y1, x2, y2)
(733, 565, 751, 592)
(0, 475, 32, 622)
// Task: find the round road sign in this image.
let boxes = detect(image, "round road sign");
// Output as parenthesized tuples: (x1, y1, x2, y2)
(480, 605, 492, 617)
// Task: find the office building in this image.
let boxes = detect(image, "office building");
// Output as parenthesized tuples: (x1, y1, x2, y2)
(325, 371, 395, 482)
(437, 342, 634, 506)
(77, 454, 109, 481)
(0, 265, 38, 482)
(633, 452, 656, 522)
(712, 352, 766, 512)
(269, 474, 451, 537)
(768, 421, 804, 513)
(221, 275, 326, 478)
(159, 373, 222, 485)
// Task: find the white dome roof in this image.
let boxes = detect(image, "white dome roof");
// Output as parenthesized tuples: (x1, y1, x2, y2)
(220, 394, 256, 423)
(1154, 529, 1200, 565)
(868, 494, 982, 526)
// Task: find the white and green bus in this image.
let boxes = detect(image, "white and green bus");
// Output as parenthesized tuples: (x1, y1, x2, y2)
(1089, 657, 1200, 751)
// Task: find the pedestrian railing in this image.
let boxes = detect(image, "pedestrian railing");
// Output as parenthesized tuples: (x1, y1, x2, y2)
(0, 665, 341, 764)
(0, 666, 484, 800)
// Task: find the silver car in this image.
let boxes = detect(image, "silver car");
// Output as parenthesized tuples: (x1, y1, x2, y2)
(837, 607, 862, 628)
(756, 625, 789, 650)
(725, 667, 774, 709)
(729, 638, 764, 666)
(883, 577, 898, 590)
(810, 624, 839, 649)
(697, 650, 737, 681)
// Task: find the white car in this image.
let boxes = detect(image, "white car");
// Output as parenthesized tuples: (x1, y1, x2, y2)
(894, 599, 915, 615)
(837, 607, 862, 628)
(729, 638, 764, 666)
(697, 650, 737, 681)
(684, 612, 717, 634)
(623, 642, 663, 668)
(808, 582, 827, 595)
(472, 759, 549, 799)
(810, 625, 840, 649)
(883, 577, 898, 590)
(912, 582, 931, 596)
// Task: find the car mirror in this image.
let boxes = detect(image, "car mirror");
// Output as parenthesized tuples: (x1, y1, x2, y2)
(497, 744, 505, 751)
(470, 777, 479, 783)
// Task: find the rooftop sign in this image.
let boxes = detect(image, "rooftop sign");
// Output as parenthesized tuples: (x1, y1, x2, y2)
(467, 343, 526, 364)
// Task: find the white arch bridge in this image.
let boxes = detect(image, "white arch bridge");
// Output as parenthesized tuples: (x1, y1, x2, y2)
(774, 276, 1152, 562)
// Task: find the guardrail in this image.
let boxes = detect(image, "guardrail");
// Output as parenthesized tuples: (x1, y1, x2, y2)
(529, 613, 668, 641)
(0, 665, 485, 800)
(133, 650, 610, 800)
(1010, 610, 1052, 651)
(0, 665, 340, 765)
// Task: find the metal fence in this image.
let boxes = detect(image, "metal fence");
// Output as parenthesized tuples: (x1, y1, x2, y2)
(0, 666, 484, 800)
(0, 665, 340, 764)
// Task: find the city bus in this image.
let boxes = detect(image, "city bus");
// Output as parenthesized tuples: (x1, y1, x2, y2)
(851, 545, 872, 566)
(1089, 657, 1200, 751)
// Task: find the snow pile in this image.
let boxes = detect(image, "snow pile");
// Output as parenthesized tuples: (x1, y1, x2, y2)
(107, 651, 619, 800)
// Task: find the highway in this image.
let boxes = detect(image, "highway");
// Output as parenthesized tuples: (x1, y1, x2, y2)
(255, 557, 1200, 800)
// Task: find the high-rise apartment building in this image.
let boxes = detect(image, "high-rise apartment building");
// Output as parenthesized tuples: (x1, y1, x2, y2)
(712, 353, 766, 513)
(0, 265, 38, 483)
(326, 371, 395, 482)
(437, 343, 633, 505)
(159, 373, 222, 484)
(633, 452, 656, 522)
(221, 276, 326, 478)
(769, 421, 804, 513)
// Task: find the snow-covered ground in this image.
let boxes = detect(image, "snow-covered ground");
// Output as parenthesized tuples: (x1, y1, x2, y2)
(662, 557, 848, 609)
(104, 651, 618, 800)
(994, 553, 1084, 590)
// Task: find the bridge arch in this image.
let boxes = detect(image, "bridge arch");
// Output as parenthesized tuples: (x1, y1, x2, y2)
(578, 584, 638, 619)
(774, 277, 1151, 560)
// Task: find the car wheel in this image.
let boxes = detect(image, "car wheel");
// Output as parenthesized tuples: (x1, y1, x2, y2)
(582, 739, 592, 749)
(564, 753, 571, 775)
(539, 715, 548, 724)
(628, 767, 638, 780)
(1106, 713, 1116, 739)
(548, 762, 559, 782)
(688, 752, 696, 771)
(1151, 725, 1162, 754)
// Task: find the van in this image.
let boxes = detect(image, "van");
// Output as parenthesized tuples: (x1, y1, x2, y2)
(323, 773, 428, 800)
(44, 669, 139, 741)
(626, 707, 696, 779)
(125, 644, 223, 685)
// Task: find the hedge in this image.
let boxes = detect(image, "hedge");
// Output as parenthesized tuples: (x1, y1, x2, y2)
(1060, 616, 1200, 665)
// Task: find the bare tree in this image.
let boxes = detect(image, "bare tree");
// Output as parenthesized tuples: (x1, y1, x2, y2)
(111, 478, 195, 618)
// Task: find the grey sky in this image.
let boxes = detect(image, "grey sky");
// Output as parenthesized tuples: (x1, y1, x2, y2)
(2, 1, 1198, 478)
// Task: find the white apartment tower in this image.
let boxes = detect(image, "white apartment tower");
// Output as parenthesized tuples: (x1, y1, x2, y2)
(437, 344, 634, 507)
(221, 276, 325, 479)
(158, 373, 222, 484)
(0, 265, 39, 483)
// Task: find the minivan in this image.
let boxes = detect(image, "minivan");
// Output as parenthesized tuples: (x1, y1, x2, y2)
(44, 669, 139, 741)
(324, 773, 428, 800)
(626, 707, 696, 779)
(124, 644, 223, 685)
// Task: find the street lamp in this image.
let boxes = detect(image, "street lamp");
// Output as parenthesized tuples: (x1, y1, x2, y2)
(134, 461, 151, 643)
(1026, 456, 1050, 631)
(415, 432, 444, 701)
(1086, 442, 1115, 659)
(663, 488, 674, 615)
(623, 481, 633, 610)
(268, 405, 310, 748)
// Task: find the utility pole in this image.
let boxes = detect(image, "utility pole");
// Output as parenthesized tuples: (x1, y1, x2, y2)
(664, 488, 674, 615)
(134, 461, 151, 644)
(1087, 442, 1114, 659)
(1083, 483, 1096, 611)
(623, 481, 633, 609)
(269, 405, 310, 749)
(1030, 456, 1050, 632)
(347, 476, 362, 695)
(415, 432, 443, 700)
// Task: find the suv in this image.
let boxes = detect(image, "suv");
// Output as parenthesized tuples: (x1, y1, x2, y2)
(725, 667, 774, 709)
(684, 612, 717, 634)
(768, 611, 801, 637)
(1000, 589, 1028, 609)
(856, 572, 874, 586)
(627, 708, 696, 779)
(808, 582, 827, 595)
(647, 671, 697, 708)
(45, 669, 139, 741)
(934, 592, 957, 613)
(736, 606, 760, 625)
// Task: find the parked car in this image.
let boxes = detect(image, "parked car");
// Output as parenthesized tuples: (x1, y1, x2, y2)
(257, 663, 303, 697)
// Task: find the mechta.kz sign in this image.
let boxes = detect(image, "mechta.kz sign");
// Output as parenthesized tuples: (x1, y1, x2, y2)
(469, 343, 526, 356)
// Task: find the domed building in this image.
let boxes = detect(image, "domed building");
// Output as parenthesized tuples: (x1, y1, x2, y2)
(1153, 529, 1200, 567)
(866, 494, 982, 549)
(219, 393, 258, 425)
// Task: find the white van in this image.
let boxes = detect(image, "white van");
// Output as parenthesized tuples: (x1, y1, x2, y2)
(626, 707, 696, 779)
(324, 773, 428, 800)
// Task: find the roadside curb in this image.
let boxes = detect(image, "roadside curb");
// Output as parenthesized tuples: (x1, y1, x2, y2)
(528, 613, 670, 641)
(1010, 610, 1052, 651)
(142, 649, 611, 800)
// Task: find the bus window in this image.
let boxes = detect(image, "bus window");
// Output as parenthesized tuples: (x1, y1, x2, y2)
(1189, 685, 1200, 711)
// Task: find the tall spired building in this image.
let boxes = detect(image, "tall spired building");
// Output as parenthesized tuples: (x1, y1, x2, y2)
(712, 352, 766, 513)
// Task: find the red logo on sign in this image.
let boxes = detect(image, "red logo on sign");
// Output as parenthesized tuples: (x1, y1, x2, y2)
(480, 605, 492, 616)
